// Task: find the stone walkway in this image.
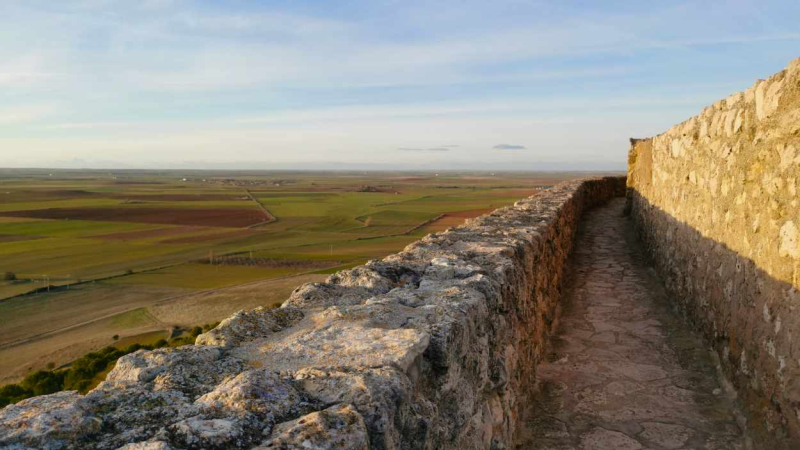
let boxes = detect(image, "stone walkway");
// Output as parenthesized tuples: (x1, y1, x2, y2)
(515, 198, 746, 450)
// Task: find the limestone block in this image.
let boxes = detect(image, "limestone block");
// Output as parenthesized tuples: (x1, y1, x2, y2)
(195, 369, 303, 419)
(233, 318, 430, 374)
(106, 346, 244, 397)
(0, 391, 99, 450)
(258, 404, 369, 450)
(756, 78, 784, 121)
(116, 442, 172, 450)
(779, 221, 799, 259)
(168, 417, 244, 448)
(196, 307, 304, 347)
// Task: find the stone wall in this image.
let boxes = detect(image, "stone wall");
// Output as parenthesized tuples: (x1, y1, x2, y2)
(0, 177, 625, 450)
(627, 57, 800, 447)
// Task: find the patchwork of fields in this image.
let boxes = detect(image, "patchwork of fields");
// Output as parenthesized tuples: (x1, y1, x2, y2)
(0, 169, 590, 383)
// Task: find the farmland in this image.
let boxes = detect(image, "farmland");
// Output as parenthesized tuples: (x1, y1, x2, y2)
(0, 169, 595, 383)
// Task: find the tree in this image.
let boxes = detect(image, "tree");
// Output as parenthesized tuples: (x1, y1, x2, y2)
(3, 272, 16, 281)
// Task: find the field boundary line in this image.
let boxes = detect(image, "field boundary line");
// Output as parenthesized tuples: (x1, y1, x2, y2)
(355, 213, 445, 241)
(244, 189, 277, 228)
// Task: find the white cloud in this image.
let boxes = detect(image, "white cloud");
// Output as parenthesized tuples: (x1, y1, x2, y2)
(0, 105, 58, 125)
(0, 55, 62, 88)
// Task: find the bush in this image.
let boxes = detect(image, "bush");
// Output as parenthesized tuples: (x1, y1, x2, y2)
(124, 343, 143, 353)
(112, 334, 119, 340)
(20, 370, 65, 397)
(0, 384, 31, 407)
(169, 336, 195, 347)
(62, 346, 123, 391)
(3, 272, 16, 281)
(202, 322, 220, 332)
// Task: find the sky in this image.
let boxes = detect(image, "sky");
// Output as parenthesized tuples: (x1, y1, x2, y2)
(1, 1, 799, 171)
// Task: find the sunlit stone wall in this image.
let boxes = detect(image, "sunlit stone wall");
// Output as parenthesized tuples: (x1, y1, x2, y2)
(628, 57, 800, 448)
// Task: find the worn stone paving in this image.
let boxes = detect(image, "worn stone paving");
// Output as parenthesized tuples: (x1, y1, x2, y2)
(516, 198, 746, 450)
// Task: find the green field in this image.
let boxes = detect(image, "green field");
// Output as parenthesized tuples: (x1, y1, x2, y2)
(0, 169, 597, 383)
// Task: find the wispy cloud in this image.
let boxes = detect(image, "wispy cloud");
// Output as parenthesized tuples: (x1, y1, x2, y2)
(397, 147, 452, 152)
(493, 144, 526, 150)
(43, 122, 132, 130)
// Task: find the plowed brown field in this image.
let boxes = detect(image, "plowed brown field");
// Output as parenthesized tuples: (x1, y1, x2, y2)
(0, 207, 268, 228)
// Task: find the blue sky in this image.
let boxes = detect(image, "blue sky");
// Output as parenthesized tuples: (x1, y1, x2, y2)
(1, 0, 798, 170)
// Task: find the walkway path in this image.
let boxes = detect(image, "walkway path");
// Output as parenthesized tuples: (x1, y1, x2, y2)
(516, 198, 746, 450)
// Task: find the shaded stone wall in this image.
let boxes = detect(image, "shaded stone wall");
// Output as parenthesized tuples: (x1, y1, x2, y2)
(628, 57, 800, 447)
(0, 177, 625, 450)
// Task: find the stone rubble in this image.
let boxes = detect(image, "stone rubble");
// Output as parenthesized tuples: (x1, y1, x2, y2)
(0, 177, 625, 449)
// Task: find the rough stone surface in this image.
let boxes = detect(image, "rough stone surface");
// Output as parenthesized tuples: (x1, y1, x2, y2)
(0, 391, 100, 450)
(195, 307, 304, 348)
(116, 442, 173, 450)
(0, 177, 626, 449)
(628, 56, 800, 447)
(515, 199, 745, 449)
(257, 404, 369, 450)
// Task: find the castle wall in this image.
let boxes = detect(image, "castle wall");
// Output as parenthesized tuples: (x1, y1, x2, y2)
(628, 57, 800, 447)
